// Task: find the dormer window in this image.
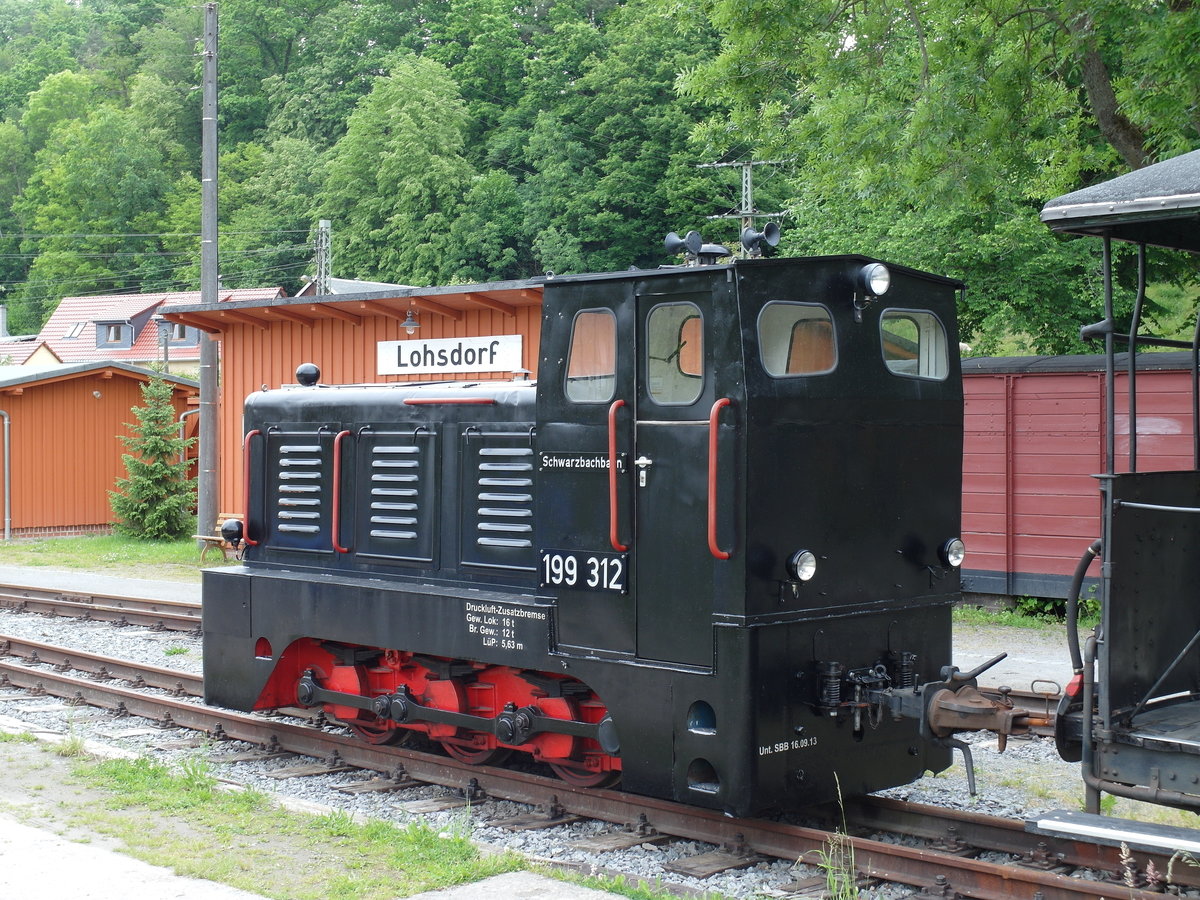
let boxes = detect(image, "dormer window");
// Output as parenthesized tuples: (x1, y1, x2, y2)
(96, 322, 132, 349)
(168, 322, 189, 342)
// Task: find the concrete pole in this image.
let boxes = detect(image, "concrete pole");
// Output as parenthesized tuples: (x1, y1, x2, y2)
(197, 2, 220, 539)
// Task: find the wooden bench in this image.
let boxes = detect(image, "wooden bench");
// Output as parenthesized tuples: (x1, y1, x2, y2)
(193, 533, 231, 562)
(194, 512, 240, 562)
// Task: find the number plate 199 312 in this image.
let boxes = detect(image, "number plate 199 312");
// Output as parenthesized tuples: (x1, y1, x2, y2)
(539, 550, 627, 593)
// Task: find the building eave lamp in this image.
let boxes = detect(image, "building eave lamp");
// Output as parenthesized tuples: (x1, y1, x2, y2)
(402, 308, 420, 336)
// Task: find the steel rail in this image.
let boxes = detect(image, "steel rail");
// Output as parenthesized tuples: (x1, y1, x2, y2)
(0, 585, 200, 632)
(845, 796, 1200, 890)
(0, 633, 202, 697)
(0, 656, 1167, 900)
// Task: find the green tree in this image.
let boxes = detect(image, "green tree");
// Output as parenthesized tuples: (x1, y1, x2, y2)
(0, 121, 31, 303)
(11, 105, 176, 329)
(222, 137, 325, 293)
(259, 0, 430, 148)
(424, 0, 529, 162)
(447, 171, 528, 283)
(513, 0, 720, 274)
(217, 0, 344, 143)
(161, 137, 325, 294)
(319, 54, 474, 284)
(682, 0, 1200, 354)
(110, 375, 197, 540)
(0, 0, 90, 121)
(20, 70, 96, 152)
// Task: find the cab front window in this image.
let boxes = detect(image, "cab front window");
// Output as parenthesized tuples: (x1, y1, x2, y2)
(758, 302, 836, 377)
(565, 309, 616, 403)
(880, 309, 949, 380)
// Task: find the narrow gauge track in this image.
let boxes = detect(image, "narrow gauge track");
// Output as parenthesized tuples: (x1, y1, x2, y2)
(0, 633, 202, 697)
(0, 641, 1179, 900)
(0, 584, 200, 633)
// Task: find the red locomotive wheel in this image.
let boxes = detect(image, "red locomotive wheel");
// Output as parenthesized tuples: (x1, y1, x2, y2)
(548, 763, 621, 789)
(439, 740, 512, 767)
(348, 720, 412, 746)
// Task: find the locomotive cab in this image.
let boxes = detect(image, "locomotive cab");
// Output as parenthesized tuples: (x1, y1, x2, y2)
(534, 256, 970, 809)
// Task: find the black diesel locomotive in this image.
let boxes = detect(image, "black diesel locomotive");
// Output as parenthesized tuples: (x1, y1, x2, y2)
(204, 237, 1024, 816)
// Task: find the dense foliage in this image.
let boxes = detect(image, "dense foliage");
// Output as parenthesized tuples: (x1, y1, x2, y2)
(0, 0, 1196, 352)
(109, 375, 196, 540)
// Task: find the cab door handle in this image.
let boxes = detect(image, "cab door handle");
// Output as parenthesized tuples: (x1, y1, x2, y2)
(634, 455, 654, 487)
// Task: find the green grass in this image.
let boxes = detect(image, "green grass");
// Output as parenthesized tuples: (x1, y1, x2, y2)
(953, 605, 1058, 628)
(0, 533, 229, 582)
(55, 752, 706, 900)
(70, 755, 525, 899)
(953, 603, 1100, 631)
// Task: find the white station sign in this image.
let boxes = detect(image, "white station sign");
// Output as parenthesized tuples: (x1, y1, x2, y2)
(377, 334, 523, 376)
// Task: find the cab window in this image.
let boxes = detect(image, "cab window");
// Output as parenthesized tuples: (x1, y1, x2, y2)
(881, 309, 949, 380)
(758, 303, 836, 376)
(565, 309, 616, 402)
(646, 302, 703, 405)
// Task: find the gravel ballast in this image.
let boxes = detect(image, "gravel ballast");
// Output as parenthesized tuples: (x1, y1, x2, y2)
(0, 602, 1172, 899)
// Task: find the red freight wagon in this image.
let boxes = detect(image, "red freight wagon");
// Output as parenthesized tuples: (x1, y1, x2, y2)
(961, 352, 1194, 601)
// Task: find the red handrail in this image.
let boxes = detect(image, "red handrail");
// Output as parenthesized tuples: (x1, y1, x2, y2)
(608, 399, 628, 552)
(331, 430, 352, 553)
(242, 430, 261, 546)
(707, 398, 733, 560)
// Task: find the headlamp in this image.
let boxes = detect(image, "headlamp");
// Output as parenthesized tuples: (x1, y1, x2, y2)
(859, 263, 891, 297)
(788, 549, 818, 582)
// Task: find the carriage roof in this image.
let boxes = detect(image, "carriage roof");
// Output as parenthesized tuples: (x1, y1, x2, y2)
(1041, 149, 1200, 253)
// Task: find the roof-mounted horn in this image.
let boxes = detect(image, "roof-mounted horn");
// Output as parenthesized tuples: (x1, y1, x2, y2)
(664, 230, 703, 259)
(664, 230, 730, 266)
(741, 222, 780, 257)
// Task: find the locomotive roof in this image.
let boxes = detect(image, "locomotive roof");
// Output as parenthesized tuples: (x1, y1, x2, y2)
(542, 253, 964, 288)
(1041, 149, 1200, 252)
(249, 376, 536, 404)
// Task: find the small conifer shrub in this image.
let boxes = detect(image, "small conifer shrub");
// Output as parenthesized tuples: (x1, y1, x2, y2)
(109, 375, 196, 540)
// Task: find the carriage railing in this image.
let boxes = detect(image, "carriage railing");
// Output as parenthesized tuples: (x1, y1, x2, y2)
(1084, 237, 1200, 474)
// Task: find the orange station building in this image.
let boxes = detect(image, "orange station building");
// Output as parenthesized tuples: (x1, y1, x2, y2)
(165, 281, 545, 518)
(0, 362, 198, 537)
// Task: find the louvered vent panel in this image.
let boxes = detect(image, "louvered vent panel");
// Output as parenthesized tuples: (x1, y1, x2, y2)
(461, 433, 536, 571)
(356, 431, 437, 563)
(271, 439, 328, 549)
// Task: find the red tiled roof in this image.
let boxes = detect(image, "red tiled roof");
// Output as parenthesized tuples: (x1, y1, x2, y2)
(0, 339, 42, 365)
(37, 288, 284, 364)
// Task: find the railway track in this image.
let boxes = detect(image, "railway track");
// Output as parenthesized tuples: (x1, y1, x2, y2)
(0, 583, 200, 632)
(0, 629, 1180, 900)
